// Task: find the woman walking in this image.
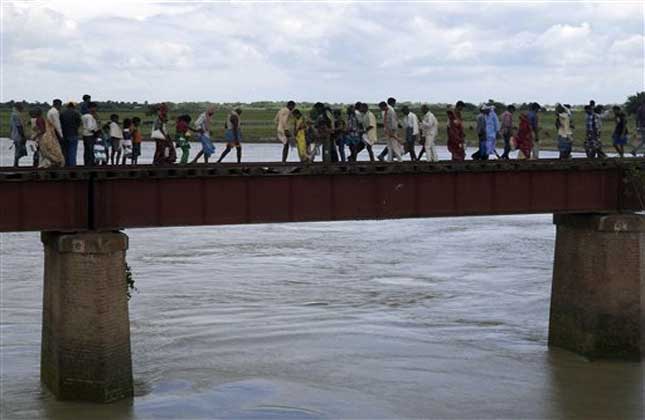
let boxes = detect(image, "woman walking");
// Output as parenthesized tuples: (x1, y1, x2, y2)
(152, 103, 176, 165)
(515, 113, 533, 160)
(612, 105, 628, 158)
(34, 108, 64, 168)
(447, 109, 465, 161)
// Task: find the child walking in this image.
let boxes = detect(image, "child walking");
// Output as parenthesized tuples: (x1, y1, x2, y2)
(175, 115, 193, 164)
(131, 117, 142, 164)
(109, 114, 123, 165)
(95, 123, 109, 166)
(121, 118, 134, 165)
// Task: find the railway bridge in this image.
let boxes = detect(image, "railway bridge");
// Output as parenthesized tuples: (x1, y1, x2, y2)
(1, 159, 643, 403)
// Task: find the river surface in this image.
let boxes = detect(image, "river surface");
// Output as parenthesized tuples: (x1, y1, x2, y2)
(1, 142, 642, 419)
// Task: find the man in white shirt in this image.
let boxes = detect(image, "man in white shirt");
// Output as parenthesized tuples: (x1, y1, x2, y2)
(359, 102, 377, 161)
(47, 99, 64, 158)
(274, 100, 295, 162)
(419, 104, 439, 162)
(379, 101, 403, 162)
(401, 106, 419, 161)
(81, 102, 98, 166)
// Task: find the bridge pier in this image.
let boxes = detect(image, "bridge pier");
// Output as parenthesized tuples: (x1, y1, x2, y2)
(549, 213, 644, 360)
(40, 231, 133, 402)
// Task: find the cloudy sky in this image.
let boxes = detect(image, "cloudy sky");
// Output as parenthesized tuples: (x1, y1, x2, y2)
(2, 0, 644, 104)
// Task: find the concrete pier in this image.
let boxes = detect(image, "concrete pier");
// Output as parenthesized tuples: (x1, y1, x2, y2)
(41, 231, 133, 402)
(549, 213, 644, 360)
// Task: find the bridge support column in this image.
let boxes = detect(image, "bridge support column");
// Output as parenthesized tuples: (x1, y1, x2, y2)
(40, 231, 133, 402)
(549, 213, 644, 360)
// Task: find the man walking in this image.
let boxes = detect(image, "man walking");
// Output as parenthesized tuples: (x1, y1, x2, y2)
(60, 101, 82, 166)
(275, 100, 295, 162)
(401, 106, 419, 161)
(500, 105, 515, 159)
(314, 103, 334, 163)
(612, 105, 628, 158)
(584, 105, 606, 158)
(218, 108, 243, 163)
(472, 106, 488, 160)
(191, 105, 216, 164)
(10, 103, 27, 167)
(359, 103, 377, 161)
(81, 102, 99, 166)
(378, 97, 398, 161)
(556, 104, 573, 159)
(527, 103, 540, 159)
(379, 101, 403, 161)
(420, 104, 439, 162)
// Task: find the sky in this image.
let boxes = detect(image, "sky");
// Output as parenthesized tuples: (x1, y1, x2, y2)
(1, 0, 644, 105)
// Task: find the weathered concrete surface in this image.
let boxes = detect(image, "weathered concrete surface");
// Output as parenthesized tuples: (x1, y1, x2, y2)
(549, 213, 644, 360)
(41, 231, 133, 402)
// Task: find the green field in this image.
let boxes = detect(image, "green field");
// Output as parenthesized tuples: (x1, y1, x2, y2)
(1, 105, 638, 152)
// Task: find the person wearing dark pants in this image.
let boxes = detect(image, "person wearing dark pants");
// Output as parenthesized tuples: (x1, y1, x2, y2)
(401, 106, 419, 161)
(10, 103, 27, 167)
(314, 103, 334, 163)
(81, 102, 99, 166)
(377, 97, 398, 161)
(275, 101, 296, 162)
(331, 109, 346, 162)
(471, 107, 488, 160)
(612, 105, 628, 158)
(60, 101, 82, 166)
(500, 105, 515, 159)
(83, 135, 95, 166)
(584, 105, 606, 159)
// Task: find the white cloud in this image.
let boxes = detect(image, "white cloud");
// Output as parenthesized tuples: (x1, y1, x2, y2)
(1, 1, 643, 104)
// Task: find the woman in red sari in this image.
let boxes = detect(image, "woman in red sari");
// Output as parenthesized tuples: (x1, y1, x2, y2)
(446, 109, 465, 161)
(515, 113, 533, 159)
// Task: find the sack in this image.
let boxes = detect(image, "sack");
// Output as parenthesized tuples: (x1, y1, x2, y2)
(151, 129, 165, 140)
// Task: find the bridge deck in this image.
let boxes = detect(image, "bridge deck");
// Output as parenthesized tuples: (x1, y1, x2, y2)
(1, 159, 642, 232)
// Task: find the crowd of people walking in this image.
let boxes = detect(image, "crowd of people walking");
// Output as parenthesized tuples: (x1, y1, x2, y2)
(7, 94, 645, 168)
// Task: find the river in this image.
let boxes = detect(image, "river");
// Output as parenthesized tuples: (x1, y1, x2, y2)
(0, 142, 642, 419)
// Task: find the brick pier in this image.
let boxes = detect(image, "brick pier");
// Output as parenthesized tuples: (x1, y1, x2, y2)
(41, 231, 133, 402)
(549, 213, 644, 360)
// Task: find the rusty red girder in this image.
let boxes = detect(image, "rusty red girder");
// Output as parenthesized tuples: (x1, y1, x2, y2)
(0, 159, 642, 232)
